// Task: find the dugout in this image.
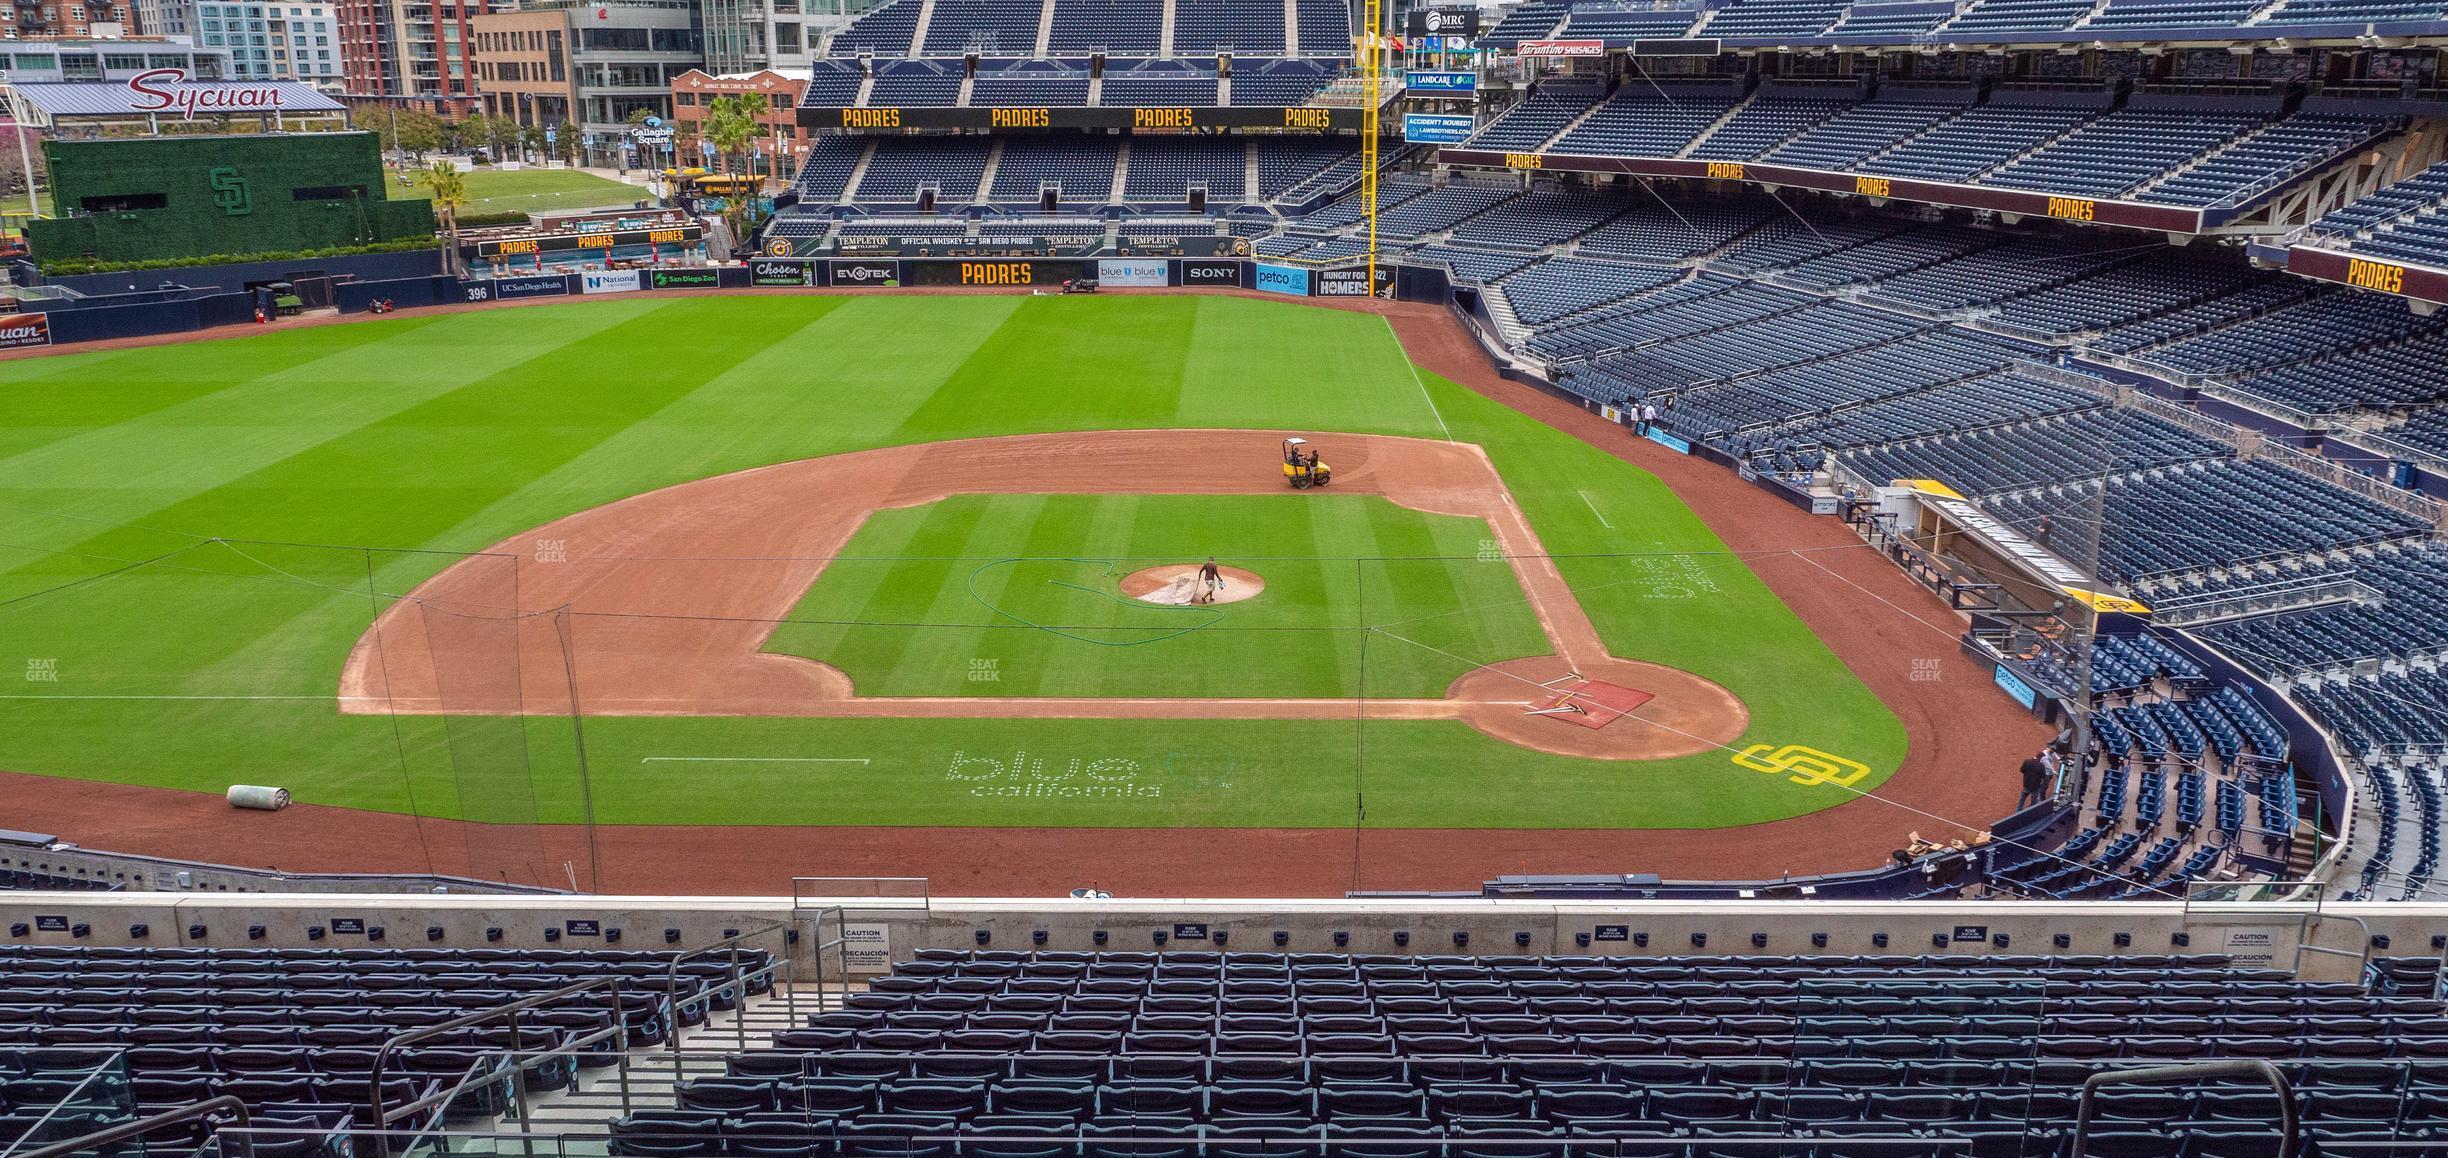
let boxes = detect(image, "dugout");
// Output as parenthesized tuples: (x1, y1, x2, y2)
(23, 131, 436, 268)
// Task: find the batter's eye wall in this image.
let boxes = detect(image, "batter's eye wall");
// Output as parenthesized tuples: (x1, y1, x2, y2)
(28, 132, 437, 266)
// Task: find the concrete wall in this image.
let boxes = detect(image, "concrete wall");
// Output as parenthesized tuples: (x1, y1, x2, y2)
(0, 892, 2434, 985)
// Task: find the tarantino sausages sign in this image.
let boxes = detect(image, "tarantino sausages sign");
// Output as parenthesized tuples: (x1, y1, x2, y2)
(0, 313, 50, 349)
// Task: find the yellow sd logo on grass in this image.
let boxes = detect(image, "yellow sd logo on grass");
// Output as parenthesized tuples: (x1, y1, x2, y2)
(1733, 743, 1871, 789)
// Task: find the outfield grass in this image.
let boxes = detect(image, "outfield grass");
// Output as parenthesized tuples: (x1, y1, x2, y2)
(386, 166, 646, 216)
(766, 493, 1549, 699)
(0, 294, 1905, 830)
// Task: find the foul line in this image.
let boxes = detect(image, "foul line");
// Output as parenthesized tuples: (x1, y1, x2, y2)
(641, 756, 871, 765)
(1578, 490, 1614, 529)
(1387, 316, 1453, 444)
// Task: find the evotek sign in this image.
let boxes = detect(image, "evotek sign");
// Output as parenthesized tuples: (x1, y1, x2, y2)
(0, 313, 49, 349)
(126, 69, 293, 119)
(828, 260, 900, 287)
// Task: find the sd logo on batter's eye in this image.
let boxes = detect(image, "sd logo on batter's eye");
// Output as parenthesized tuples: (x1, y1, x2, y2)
(208, 167, 252, 217)
(1733, 743, 1871, 789)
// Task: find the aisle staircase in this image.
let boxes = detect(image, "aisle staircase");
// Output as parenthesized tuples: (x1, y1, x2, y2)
(521, 984, 826, 1133)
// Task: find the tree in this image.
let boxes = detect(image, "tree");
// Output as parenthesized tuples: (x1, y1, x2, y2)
(705, 92, 771, 236)
(419, 160, 469, 276)
(457, 112, 489, 158)
(394, 108, 443, 159)
(552, 120, 580, 163)
(490, 116, 524, 162)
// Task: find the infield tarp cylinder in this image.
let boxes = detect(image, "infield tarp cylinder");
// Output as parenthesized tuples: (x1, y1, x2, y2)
(227, 785, 292, 811)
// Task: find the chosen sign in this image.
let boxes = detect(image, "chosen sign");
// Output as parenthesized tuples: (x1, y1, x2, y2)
(749, 259, 815, 287)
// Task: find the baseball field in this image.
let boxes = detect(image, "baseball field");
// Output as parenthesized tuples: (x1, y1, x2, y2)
(0, 291, 2037, 891)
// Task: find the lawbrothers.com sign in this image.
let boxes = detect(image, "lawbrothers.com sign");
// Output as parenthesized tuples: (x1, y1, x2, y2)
(1096, 259, 1169, 287)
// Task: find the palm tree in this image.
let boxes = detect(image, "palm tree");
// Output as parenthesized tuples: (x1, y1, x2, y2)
(419, 160, 469, 276)
(705, 93, 764, 238)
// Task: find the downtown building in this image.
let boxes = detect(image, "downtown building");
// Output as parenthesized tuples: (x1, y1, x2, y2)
(470, 0, 697, 166)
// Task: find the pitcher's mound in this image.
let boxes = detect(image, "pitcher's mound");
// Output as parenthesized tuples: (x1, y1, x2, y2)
(1122, 564, 1265, 606)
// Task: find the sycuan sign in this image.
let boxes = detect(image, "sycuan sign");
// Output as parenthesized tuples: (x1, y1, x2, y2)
(125, 69, 323, 119)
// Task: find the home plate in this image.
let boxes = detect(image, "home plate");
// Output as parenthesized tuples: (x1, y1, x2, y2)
(1527, 680, 1655, 730)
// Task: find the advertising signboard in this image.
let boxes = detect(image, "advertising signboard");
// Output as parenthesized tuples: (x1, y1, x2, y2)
(1178, 259, 1245, 288)
(1254, 263, 1311, 296)
(1096, 259, 1170, 287)
(1405, 70, 1478, 93)
(581, 269, 641, 294)
(749, 259, 816, 287)
(828, 259, 902, 288)
(1403, 113, 1476, 143)
(0, 313, 52, 349)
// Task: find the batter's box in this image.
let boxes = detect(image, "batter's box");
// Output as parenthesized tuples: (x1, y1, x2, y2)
(1526, 680, 1654, 731)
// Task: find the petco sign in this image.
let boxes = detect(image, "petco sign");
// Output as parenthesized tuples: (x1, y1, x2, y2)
(123, 69, 327, 119)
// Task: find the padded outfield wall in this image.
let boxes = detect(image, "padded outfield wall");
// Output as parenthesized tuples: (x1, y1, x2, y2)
(26, 131, 435, 267)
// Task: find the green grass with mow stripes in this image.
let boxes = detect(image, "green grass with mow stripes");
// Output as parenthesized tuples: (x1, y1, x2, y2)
(0, 294, 1903, 830)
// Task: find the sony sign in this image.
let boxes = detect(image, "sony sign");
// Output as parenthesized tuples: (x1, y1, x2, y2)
(126, 69, 292, 120)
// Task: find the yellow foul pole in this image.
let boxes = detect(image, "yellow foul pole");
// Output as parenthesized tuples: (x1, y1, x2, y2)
(1361, 0, 1381, 291)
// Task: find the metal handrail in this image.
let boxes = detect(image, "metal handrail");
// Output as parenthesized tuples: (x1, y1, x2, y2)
(367, 974, 629, 1135)
(663, 920, 789, 1065)
(19, 1095, 252, 1158)
(2070, 1060, 2295, 1158)
(0, 1050, 127, 1158)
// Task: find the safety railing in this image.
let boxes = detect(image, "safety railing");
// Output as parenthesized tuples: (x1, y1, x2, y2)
(367, 975, 635, 1152)
(0, 1049, 133, 1158)
(2070, 1060, 2295, 1158)
(18, 1096, 251, 1158)
(663, 919, 791, 1065)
